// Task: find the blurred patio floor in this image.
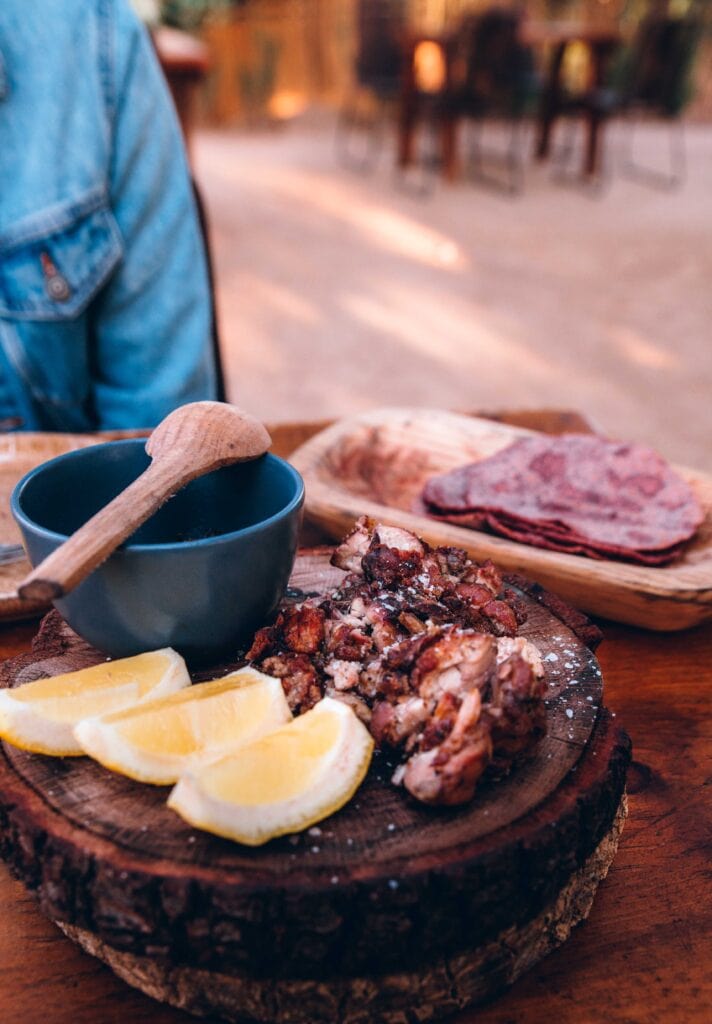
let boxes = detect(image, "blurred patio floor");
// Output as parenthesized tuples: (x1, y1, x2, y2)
(194, 116, 712, 471)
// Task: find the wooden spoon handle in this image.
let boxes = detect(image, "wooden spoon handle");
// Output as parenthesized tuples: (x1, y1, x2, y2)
(18, 459, 191, 602)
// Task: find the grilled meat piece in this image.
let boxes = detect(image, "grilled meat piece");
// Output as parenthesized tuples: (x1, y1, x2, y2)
(403, 690, 493, 806)
(260, 652, 322, 714)
(380, 629, 544, 805)
(281, 604, 326, 654)
(410, 629, 497, 703)
(330, 517, 372, 572)
(247, 517, 547, 806)
(485, 653, 547, 774)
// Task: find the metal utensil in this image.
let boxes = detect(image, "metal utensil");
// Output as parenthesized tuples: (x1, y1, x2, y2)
(0, 543, 26, 566)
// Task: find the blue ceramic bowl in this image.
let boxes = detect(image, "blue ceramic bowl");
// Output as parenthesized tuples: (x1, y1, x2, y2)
(11, 440, 304, 665)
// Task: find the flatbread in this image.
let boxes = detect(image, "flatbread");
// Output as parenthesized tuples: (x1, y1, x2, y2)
(422, 435, 703, 565)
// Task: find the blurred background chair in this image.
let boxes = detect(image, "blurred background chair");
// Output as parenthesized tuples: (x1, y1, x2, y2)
(397, 6, 540, 194)
(552, 6, 702, 188)
(335, 0, 408, 173)
(441, 6, 541, 193)
(617, 10, 702, 187)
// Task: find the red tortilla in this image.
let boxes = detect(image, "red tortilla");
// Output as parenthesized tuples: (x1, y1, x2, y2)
(427, 508, 689, 565)
(422, 434, 703, 565)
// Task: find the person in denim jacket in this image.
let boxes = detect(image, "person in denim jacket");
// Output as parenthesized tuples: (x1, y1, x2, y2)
(0, 0, 217, 431)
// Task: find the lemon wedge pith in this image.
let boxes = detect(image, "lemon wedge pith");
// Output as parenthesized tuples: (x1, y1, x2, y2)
(0, 649, 190, 756)
(168, 697, 374, 846)
(74, 668, 292, 785)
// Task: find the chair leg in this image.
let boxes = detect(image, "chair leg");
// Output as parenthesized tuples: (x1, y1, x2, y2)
(335, 90, 384, 174)
(507, 118, 526, 194)
(464, 118, 526, 195)
(392, 115, 440, 198)
(391, 94, 443, 198)
(550, 116, 610, 194)
(469, 119, 483, 174)
(585, 110, 605, 178)
(619, 114, 686, 190)
(553, 116, 577, 171)
(441, 114, 459, 182)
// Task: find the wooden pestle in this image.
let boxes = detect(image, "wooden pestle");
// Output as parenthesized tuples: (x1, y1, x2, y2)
(18, 402, 271, 603)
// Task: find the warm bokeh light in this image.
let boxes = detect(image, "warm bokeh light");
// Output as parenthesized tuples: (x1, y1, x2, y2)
(562, 40, 592, 93)
(413, 40, 447, 94)
(268, 90, 309, 121)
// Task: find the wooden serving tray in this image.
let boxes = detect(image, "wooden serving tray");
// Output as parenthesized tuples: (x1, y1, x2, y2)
(0, 550, 630, 1024)
(290, 408, 712, 631)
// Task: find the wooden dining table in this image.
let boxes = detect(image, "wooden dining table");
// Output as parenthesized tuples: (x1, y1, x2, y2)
(0, 412, 710, 1024)
(398, 19, 622, 181)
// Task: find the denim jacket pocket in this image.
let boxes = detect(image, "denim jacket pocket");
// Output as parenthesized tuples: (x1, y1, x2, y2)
(0, 188, 123, 321)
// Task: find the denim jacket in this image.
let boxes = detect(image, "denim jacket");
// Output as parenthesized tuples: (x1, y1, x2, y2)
(0, 0, 217, 431)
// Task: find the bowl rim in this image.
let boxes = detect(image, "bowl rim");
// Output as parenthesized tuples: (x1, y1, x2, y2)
(10, 438, 305, 553)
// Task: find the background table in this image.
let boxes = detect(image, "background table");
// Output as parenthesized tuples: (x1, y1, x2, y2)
(398, 21, 621, 181)
(1, 415, 709, 1024)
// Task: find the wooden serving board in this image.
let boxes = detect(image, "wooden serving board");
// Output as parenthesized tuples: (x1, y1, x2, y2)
(289, 408, 712, 631)
(0, 550, 630, 1024)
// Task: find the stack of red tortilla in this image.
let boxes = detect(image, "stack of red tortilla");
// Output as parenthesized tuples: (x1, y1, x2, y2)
(421, 434, 703, 566)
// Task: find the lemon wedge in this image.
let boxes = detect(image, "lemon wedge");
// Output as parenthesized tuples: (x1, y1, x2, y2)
(74, 668, 292, 785)
(168, 697, 374, 846)
(0, 649, 190, 756)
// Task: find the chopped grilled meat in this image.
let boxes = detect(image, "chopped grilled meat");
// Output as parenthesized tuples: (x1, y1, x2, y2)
(330, 517, 373, 572)
(326, 622, 371, 661)
(480, 599, 520, 636)
(245, 625, 275, 662)
(260, 653, 322, 714)
(403, 690, 492, 806)
(361, 545, 405, 587)
(411, 630, 497, 703)
(281, 605, 326, 654)
(485, 653, 547, 774)
(399, 610, 427, 635)
(324, 657, 361, 691)
(494, 636, 545, 677)
(370, 695, 429, 748)
(246, 517, 547, 806)
(454, 582, 497, 608)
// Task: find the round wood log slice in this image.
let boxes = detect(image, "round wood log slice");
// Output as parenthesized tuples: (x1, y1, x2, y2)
(58, 794, 628, 1024)
(0, 549, 631, 1022)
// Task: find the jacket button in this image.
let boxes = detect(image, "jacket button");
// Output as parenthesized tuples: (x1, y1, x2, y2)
(46, 273, 71, 302)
